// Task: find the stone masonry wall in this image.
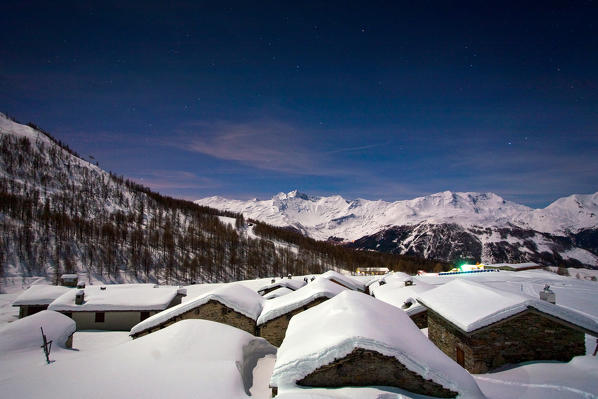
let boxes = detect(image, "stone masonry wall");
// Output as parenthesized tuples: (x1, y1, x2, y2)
(428, 309, 586, 373)
(410, 310, 428, 329)
(259, 297, 328, 347)
(134, 300, 257, 338)
(297, 348, 457, 398)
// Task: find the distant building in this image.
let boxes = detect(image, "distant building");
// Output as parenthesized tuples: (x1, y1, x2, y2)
(49, 284, 186, 331)
(368, 271, 412, 296)
(130, 284, 264, 338)
(257, 279, 306, 296)
(270, 291, 484, 398)
(417, 279, 598, 373)
(262, 287, 293, 300)
(355, 267, 389, 276)
(60, 274, 79, 287)
(12, 285, 72, 318)
(484, 262, 542, 271)
(257, 278, 346, 346)
(319, 270, 366, 292)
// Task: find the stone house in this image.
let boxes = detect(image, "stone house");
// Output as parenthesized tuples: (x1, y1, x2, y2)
(320, 270, 366, 292)
(257, 278, 346, 346)
(257, 279, 306, 296)
(60, 274, 79, 287)
(355, 267, 389, 275)
(130, 283, 264, 338)
(365, 271, 413, 296)
(373, 281, 433, 329)
(484, 262, 542, 271)
(0, 310, 77, 353)
(417, 279, 598, 373)
(12, 285, 72, 318)
(263, 287, 293, 300)
(48, 284, 186, 331)
(270, 291, 484, 398)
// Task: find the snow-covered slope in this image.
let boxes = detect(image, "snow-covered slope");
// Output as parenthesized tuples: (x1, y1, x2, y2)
(196, 190, 598, 267)
(3, 113, 377, 283)
(518, 193, 598, 233)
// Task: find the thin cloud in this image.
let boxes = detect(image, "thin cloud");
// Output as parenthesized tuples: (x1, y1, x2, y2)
(168, 119, 361, 177)
(130, 170, 220, 191)
(326, 142, 387, 154)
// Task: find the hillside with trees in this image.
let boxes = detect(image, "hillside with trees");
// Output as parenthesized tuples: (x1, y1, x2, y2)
(0, 114, 445, 288)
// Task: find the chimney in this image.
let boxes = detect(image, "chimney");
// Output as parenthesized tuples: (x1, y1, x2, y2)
(379, 280, 386, 286)
(539, 284, 556, 304)
(75, 290, 85, 305)
(404, 279, 413, 286)
(172, 288, 187, 306)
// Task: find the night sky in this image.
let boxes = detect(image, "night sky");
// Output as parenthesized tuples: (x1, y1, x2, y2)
(1, 1, 597, 207)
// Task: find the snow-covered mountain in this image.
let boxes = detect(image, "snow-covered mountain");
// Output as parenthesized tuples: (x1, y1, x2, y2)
(196, 190, 598, 268)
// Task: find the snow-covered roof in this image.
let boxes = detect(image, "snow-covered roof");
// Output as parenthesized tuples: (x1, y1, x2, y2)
(60, 274, 78, 280)
(270, 291, 484, 397)
(130, 283, 264, 336)
(373, 281, 433, 316)
(263, 287, 293, 300)
(12, 285, 72, 306)
(319, 270, 366, 291)
(257, 278, 347, 325)
(485, 262, 541, 270)
(417, 279, 598, 334)
(48, 284, 180, 312)
(2, 319, 276, 398)
(258, 279, 306, 294)
(0, 310, 76, 353)
(368, 272, 413, 296)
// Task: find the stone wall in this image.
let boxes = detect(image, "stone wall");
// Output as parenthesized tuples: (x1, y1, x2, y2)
(259, 297, 328, 347)
(427, 309, 586, 373)
(19, 305, 48, 318)
(134, 300, 257, 338)
(410, 310, 428, 329)
(297, 348, 457, 398)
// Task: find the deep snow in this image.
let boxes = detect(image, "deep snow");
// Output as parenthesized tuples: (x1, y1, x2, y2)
(1, 269, 597, 399)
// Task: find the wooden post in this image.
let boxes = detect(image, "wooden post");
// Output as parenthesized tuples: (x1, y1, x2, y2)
(40, 327, 53, 364)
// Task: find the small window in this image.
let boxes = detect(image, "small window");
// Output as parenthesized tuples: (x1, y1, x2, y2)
(456, 347, 465, 367)
(140, 311, 150, 321)
(95, 312, 105, 323)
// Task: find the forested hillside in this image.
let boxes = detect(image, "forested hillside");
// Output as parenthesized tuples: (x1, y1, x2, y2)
(0, 114, 444, 287)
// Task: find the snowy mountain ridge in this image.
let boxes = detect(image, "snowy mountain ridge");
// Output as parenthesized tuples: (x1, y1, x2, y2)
(196, 190, 598, 242)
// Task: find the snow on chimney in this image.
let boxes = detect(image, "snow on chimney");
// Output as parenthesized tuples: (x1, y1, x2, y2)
(75, 290, 85, 305)
(539, 284, 556, 304)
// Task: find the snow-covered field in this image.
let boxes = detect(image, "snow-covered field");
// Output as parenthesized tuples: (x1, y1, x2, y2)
(0, 269, 597, 399)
